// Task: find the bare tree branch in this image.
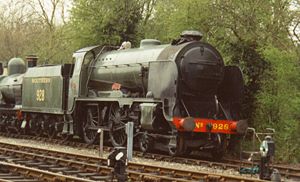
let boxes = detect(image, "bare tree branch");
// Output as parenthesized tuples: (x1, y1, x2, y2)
(293, 21, 300, 42)
(50, 0, 59, 27)
(37, 0, 52, 28)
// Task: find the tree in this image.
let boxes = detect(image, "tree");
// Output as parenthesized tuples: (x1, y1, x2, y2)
(69, 0, 149, 48)
(141, 0, 211, 43)
(0, 0, 38, 62)
(27, 0, 73, 64)
(255, 46, 300, 162)
(0, 0, 72, 64)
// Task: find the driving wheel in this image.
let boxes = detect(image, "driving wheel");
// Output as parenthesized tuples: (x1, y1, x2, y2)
(83, 105, 100, 144)
(108, 103, 127, 147)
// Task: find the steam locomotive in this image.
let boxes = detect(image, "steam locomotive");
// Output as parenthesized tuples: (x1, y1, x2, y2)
(0, 31, 247, 158)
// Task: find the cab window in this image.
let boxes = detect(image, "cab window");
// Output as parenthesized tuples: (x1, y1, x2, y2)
(83, 51, 95, 66)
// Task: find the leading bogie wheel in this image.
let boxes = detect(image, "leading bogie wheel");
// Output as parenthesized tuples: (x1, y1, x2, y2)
(139, 132, 153, 153)
(210, 134, 227, 160)
(168, 134, 185, 156)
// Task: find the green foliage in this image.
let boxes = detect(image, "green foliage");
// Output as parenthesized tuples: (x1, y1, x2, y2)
(142, 0, 211, 42)
(254, 46, 300, 162)
(206, 0, 294, 122)
(69, 0, 144, 49)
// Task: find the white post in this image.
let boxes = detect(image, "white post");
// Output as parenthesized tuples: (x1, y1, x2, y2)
(97, 129, 103, 157)
(126, 122, 134, 161)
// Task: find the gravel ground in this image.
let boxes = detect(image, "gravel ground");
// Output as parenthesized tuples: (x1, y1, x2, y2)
(0, 136, 272, 180)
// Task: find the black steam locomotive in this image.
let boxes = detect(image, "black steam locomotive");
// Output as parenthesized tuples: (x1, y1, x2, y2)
(0, 31, 247, 158)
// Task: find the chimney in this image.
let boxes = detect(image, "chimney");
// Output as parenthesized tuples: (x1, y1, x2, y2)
(0, 62, 3, 75)
(26, 55, 38, 68)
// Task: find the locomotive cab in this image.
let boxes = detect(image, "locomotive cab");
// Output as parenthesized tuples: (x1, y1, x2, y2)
(67, 45, 102, 112)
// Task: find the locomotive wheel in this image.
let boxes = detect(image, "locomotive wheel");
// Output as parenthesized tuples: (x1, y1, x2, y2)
(6, 116, 21, 136)
(31, 116, 44, 137)
(83, 105, 100, 144)
(210, 134, 227, 160)
(139, 132, 153, 153)
(54, 117, 71, 142)
(168, 133, 185, 156)
(58, 131, 71, 142)
(46, 117, 57, 139)
(108, 103, 127, 147)
(14, 119, 22, 136)
(33, 121, 43, 137)
(0, 115, 7, 132)
(3, 115, 10, 134)
(211, 148, 225, 160)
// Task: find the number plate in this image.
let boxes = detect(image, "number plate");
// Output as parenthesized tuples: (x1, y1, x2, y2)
(194, 119, 235, 134)
(173, 117, 237, 134)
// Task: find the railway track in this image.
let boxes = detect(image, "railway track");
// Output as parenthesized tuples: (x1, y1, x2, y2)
(1, 132, 299, 181)
(0, 163, 40, 182)
(0, 140, 265, 182)
(0, 161, 95, 182)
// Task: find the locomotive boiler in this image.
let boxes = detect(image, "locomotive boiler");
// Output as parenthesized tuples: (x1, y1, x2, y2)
(0, 31, 247, 158)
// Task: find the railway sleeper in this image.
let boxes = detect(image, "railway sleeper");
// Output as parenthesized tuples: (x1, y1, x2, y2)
(0, 175, 24, 180)
(77, 172, 100, 177)
(38, 164, 59, 169)
(48, 167, 71, 172)
(63, 170, 81, 175)
(89, 175, 112, 181)
(4, 180, 40, 182)
(0, 155, 14, 160)
(2, 157, 23, 163)
(0, 171, 40, 182)
(17, 160, 44, 167)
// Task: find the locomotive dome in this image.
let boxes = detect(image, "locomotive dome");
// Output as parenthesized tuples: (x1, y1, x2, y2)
(180, 30, 203, 40)
(7, 58, 26, 76)
(140, 39, 161, 48)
